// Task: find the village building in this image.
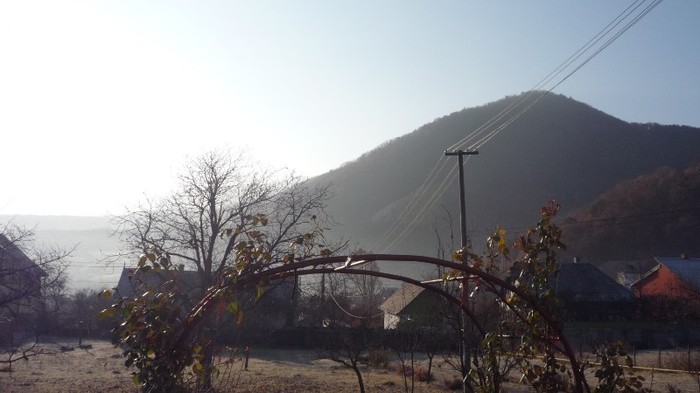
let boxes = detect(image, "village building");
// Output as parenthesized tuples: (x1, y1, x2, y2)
(115, 266, 294, 341)
(0, 233, 46, 316)
(379, 283, 445, 330)
(0, 233, 47, 344)
(553, 262, 637, 321)
(379, 261, 636, 330)
(631, 256, 700, 320)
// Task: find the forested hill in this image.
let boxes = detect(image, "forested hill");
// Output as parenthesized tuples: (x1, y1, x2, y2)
(561, 162, 700, 261)
(310, 92, 700, 263)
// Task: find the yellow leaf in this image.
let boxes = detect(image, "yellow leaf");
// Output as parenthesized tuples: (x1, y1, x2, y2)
(498, 228, 507, 251)
(99, 289, 112, 301)
(98, 308, 115, 319)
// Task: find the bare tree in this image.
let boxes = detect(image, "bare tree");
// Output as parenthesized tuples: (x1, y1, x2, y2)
(115, 149, 339, 388)
(345, 261, 385, 323)
(326, 327, 373, 393)
(118, 150, 334, 286)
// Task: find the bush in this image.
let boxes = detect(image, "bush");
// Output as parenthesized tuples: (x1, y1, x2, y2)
(414, 366, 434, 382)
(367, 348, 392, 369)
(395, 364, 434, 382)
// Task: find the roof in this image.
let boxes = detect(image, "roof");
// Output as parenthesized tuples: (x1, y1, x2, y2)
(553, 262, 636, 303)
(634, 257, 700, 292)
(0, 233, 45, 278)
(115, 267, 201, 298)
(115, 266, 295, 302)
(379, 283, 425, 315)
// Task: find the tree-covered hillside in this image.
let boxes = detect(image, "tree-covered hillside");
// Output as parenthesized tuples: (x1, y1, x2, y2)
(561, 162, 700, 261)
(310, 92, 700, 267)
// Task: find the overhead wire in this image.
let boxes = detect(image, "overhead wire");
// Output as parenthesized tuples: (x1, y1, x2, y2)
(372, 157, 453, 250)
(464, 205, 699, 241)
(372, 0, 664, 253)
(446, 0, 646, 153)
(466, 0, 658, 151)
(382, 162, 460, 252)
(328, 288, 385, 321)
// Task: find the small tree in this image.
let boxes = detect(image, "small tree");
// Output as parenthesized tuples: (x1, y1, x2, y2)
(326, 326, 373, 393)
(591, 341, 650, 393)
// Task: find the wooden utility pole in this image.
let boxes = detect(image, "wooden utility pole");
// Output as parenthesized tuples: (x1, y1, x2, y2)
(444, 149, 478, 393)
(444, 150, 478, 249)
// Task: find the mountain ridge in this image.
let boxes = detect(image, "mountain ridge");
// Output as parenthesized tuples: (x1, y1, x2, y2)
(309, 92, 700, 263)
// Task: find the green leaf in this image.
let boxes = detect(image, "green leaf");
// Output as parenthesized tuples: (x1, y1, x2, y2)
(256, 286, 265, 300)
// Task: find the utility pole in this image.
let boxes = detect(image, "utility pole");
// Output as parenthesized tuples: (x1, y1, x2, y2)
(444, 150, 479, 249)
(444, 149, 478, 393)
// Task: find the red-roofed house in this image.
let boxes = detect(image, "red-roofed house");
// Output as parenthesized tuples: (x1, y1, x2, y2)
(632, 256, 700, 299)
(631, 256, 700, 319)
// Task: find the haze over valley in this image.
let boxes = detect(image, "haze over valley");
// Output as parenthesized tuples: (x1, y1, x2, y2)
(5, 93, 699, 290)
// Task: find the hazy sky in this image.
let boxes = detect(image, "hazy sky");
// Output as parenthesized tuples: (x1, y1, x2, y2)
(1, 1, 698, 217)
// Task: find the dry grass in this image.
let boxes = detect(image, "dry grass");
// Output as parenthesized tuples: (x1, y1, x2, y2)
(0, 338, 138, 393)
(0, 338, 469, 393)
(4, 338, 700, 392)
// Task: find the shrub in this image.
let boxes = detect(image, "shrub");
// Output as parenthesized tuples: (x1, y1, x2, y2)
(367, 348, 392, 369)
(666, 384, 681, 393)
(414, 366, 434, 382)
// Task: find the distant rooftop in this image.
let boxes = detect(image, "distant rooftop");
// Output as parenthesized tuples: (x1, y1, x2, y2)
(653, 256, 700, 292)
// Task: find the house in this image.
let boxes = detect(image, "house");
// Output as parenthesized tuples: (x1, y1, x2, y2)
(0, 233, 47, 344)
(0, 233, 46, 315)
(631, 256, 700, 299)
(630, 256, 700, 319)
(553, 262, 637, 321)
(379, 261, 637, 329)
(115, 266, 201, 299)
(379, 283, 444, 329)
(114, 266, 294, 333)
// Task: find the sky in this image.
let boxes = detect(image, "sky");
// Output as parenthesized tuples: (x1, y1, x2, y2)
(1, 0, 698, 217)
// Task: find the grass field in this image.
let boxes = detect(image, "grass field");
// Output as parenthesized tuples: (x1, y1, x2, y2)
(2, 338, 700, 392)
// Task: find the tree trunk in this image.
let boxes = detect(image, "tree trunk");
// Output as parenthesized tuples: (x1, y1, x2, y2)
(351, 361, 366, 393)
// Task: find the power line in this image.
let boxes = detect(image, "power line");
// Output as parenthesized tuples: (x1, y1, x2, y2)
(372, 1, 664, 253)
(465, 206, 700, 240)
(559, 206, 700, 229)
